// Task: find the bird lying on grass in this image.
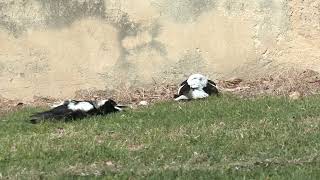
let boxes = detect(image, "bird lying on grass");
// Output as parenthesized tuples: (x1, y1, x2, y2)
(174, 74, 219, 101)
(30, 99, 126, 124)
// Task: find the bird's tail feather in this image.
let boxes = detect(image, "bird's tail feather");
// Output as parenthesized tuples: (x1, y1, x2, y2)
(116, 105, 128, 108)
(30, 111, 63, 124)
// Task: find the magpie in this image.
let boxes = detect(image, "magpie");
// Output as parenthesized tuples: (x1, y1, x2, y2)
(174, 74, 218, 101)
(30, 99, 125, 123)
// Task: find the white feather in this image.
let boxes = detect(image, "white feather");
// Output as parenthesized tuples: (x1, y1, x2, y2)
(191, 90, 209, 99)
(139, 101, 149, 106)
(177, 83, 187, 94)
(96, 100, 108, 108)
(51, 102, 64, 108)
(68, 102, 94, 112)
(187, 74, 208, 89)
(51, 99, 70, 108)
(174, 95, 190, 101)
(114, 106, 123, 111)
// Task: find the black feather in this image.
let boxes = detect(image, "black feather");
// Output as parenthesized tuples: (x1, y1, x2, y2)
(174, 80, 191, 98)
(95, 99, 122, 115)
(204, 80, 219, 95)
(179, 80, 187, 86)
(178, 80, 191, 96)
(208, 79, 217, 86)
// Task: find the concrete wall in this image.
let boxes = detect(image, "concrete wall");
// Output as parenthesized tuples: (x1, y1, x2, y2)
(0, 0, 319, 100)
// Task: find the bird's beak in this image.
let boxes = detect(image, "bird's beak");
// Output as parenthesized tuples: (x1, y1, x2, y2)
(114, 106, 123, 111)
(115, 105, 128, 111)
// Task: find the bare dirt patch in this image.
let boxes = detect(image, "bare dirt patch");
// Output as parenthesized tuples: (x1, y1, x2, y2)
(2, 68, 320, 116)
(0, 96, 25, 116)
(220, 68, 320, 98)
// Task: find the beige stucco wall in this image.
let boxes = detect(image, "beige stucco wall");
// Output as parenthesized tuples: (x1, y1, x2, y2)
(0, 0, 319, 100)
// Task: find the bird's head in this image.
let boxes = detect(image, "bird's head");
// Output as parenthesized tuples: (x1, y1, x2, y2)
(96, 99, 127, 114)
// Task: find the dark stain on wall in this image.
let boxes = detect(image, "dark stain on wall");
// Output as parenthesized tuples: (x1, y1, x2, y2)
(224, 0, 246, 12)
(152, 0, 216, 23)
(0, 19, 24, 38)
(0, 1, 29, 37)
(102, 13, 170, 85)
(148, 21, 167, 56)
(36, 0, 106, 28)
(0, 0, 106, 36)
(149, 41, 167, 56)
(258, 0, 274, 9)
(0, 62, 4, 75)
(123, 21, 167, 57)
(110, 13, 141, 68)
(107, 12, 167, 80)
(0, 0, 168, 83)
(103, 12, 142, 82)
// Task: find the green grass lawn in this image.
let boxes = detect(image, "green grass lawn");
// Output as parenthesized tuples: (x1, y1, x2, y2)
(0, 95, 320, 179)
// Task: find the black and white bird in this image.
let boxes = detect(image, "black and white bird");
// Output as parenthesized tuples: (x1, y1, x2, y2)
(174, 74, 219, 101)
(30, 99, 125, 123)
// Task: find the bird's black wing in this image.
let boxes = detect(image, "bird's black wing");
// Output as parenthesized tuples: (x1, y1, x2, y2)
(177, 80, 191, 96)
(30, 105, 75, 123)
(204, 80, 219, 96)
(174, 80, 191, 99)
(180, 80, 187, 86)
(208, 79, 216, 86)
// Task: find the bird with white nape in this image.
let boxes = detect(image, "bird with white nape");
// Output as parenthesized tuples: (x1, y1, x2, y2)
(174, 74, 219, 101)
(30, 99, 127, 124)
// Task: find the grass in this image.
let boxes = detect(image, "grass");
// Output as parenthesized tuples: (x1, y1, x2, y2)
(0, 94, 320, 179)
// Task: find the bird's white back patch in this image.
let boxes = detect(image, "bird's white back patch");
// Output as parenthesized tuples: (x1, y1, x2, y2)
(187, 74, 208, 89)
(191, 90, 209, 99)
(68, 102, 94, 112)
